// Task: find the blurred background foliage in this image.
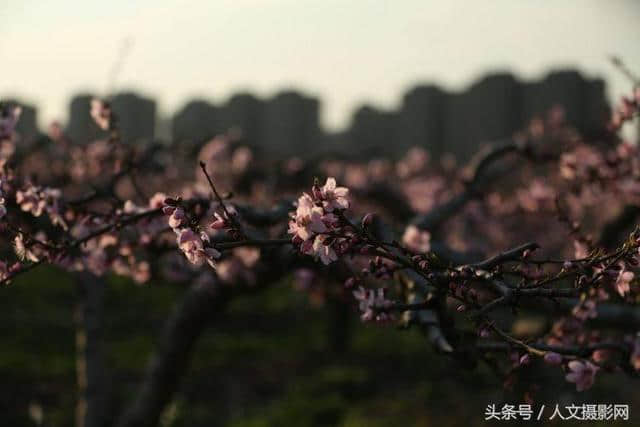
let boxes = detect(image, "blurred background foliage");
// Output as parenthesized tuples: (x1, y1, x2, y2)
(1, 269, 638, 426)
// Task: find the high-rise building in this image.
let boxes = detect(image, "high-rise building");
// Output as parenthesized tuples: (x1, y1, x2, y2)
(110, 92, 156, 143)
(263, 91, 321, 157)
(66, 94, 98, 144)
(220, 93, 265, 147)
(348, 105, 398, 156)
(172, 100, 220, 146)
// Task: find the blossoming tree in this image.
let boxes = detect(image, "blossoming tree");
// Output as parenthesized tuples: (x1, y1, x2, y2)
(0, 85, 639, 426)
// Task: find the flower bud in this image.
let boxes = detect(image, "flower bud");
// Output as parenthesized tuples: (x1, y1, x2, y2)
(210, 220, 226, 230)
(360, 245, 374, 255)
(312, 185, 322, 200)
(361, 213, 374, 228)
(543, 352, 563, 365)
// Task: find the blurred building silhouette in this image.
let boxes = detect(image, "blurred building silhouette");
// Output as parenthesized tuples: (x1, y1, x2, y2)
(348, 106, 398, 156)
(3, 99, 41, 144)
(397, 86, 446, 156)
(444, 73, 523, 158)
(66, 93, 156, 144)
(66, 94, 95, 143)
(110, 92, 156, 143)
(348, 70, 608, 160)
(172, 100, 220, 146)
(220, 93, 265, 146)
(20, 68, 608, 158)
(172, 91, 324, 156)
(262, 91, 321, 157)
(522, 70, 609, 135)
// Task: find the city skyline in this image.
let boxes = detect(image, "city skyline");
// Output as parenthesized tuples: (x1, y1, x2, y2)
(1, 0, 639, 134)
(9, 70, 603, 162)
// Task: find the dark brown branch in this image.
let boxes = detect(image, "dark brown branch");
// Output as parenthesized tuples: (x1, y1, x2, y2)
(412, 141, 524, 231)
(471, 242, 539, 270)
(477, 339, 631, 359)
(116, 246, 299, 427)
(115, 280, 230, 427)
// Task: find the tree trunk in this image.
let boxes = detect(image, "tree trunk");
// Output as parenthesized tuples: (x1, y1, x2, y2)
(75, 272, 110, 427)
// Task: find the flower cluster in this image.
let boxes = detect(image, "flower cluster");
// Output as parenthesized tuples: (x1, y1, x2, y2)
(352, 286, 394, 322)
(90, 99, 112, 131)
(401, 225, 431, 253)
(163, 198, 220, 268)
(209, 206, 240, 239)
(0, 260, 9, 282)
(176, 229, 220, 268)
(13, 233, 40, 263)
(0, 104, 21, 141)
(165, 204, 186, 229)
(288, 177, 350, 265)
(0, 182, 6, 219)
(609, 87, 640, 131)
(614, 266, 634, 297)
(559, 141, 640, 207)
(16, 184, 67, 229)
(565, 360, 599, 392)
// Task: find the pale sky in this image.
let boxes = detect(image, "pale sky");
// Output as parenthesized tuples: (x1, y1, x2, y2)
(1, 0, 639, 133)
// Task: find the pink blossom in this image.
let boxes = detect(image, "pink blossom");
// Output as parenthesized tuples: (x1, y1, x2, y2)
(573, 241, 589, 259)
(288, 193, 328, 241)
(0, 105, 21, 140)
(565, 360, 598, 392)
(320, 177, 349, 211)
(215, 259, 241, 283)
(123, 200, 144, 214)
(210, 212, 228, 230)
(288, 178, 350, 265)
(396, 147, 429, 178)
(212, 247, 261, 284)
(169, 208, 186, 229)
(90, 99, 111, 131)
(16, 185, 67, 229)
(311, 235, 338, 265)
(572, 299, 597, 321)
(14, 235, 39, 263)
(614, 268, 633, 297)
(0, 260, 9, 282)
(544, 352, 563, 365)
(402, 225, 431, 253)
(231, 147, 252, 173)
(176, 229, 220, 267)
(233, 247, 260, 268)
(352, 285, 394, 322)
(84, 249, 109, 276)
(16, 186, 46, 217)
(132, 261, 151, 284)
(148, 193, 167, 209)
(592, 349, 611, 363)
